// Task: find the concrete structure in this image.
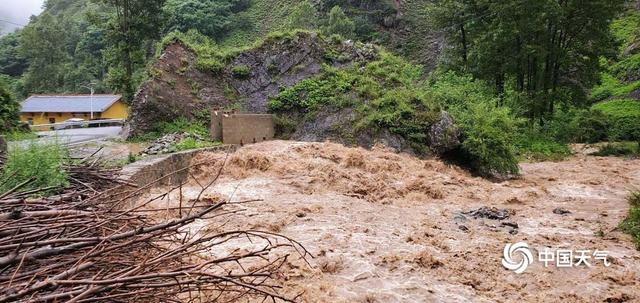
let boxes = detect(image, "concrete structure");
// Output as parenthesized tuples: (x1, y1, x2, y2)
(20, 95, 129, 125)
(118, 145, 235, 206)
(210, 109, 275, 145)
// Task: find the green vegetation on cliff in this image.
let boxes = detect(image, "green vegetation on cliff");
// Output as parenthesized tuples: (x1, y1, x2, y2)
(270, 53, 522, 175)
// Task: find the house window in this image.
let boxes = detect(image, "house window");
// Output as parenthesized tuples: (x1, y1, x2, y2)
(27, 118, 33, 125)
(49, 118, 56, 124)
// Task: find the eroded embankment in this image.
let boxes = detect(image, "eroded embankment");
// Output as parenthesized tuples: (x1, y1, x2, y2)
(134, 140, 640, 302)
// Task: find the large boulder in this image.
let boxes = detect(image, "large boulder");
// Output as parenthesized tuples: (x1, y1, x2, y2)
(427, 111, 460, 154)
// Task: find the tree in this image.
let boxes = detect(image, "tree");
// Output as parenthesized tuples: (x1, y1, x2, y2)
(0, 32, 28, 77)
(18, 12, 71, 94)
(102, 0, 166, 101)
(287, 1, 319, 31)
(323, 5, 356, 39)
(0, 79, 19, 130)
(164, 0, 230, 39)
(428, 0, 625, 121)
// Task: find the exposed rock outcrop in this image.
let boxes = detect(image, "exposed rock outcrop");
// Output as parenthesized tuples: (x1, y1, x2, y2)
(125, 31, 459, 155)
(124, 32, 378, 138)
(427, 112, 460, 154)
(123, 43, 229, 138)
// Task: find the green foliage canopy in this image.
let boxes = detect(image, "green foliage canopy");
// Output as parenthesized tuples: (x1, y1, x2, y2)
(0, 79, 19, 130)
(322, 6, 356, 40)
(428, 0, 625, 121)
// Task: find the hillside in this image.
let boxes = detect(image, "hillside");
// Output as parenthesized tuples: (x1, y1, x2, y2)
(125, 31, 459, 156)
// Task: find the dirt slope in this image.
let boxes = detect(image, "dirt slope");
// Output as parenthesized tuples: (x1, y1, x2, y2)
(138, 141, 640, 302)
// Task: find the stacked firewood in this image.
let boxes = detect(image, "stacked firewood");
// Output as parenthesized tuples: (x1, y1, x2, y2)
(0, 158, 309, 302)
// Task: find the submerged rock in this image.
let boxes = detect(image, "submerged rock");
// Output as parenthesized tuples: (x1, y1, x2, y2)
(553, 207, 572, 215)
(464, 207, 512, 220)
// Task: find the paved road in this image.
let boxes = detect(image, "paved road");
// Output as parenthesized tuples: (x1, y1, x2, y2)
(34, 126, 123, 146)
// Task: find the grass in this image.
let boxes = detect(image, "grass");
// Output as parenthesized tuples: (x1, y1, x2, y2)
(169, 137, 221, 153)
(0, 140, 69, 195)
(515, 134, 572, 162)
(590, 74, 640, 101)
(592, 99, 640, 117)
(591, 99, 640, 141)
(220, 0, 298, 48)
(592, 142, 639, 157)
(3, 131, 39, 142)
(620, 191, 640, 249)
(610, 10, 640, 52)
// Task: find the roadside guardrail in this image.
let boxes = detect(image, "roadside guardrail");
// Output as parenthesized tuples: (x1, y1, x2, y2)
(30, 119, 125, 132)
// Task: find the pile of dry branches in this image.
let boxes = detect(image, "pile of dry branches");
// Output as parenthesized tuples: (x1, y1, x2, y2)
(0, 155, 309, 302)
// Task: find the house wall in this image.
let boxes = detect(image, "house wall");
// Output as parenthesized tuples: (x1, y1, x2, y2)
(220, 114, 275, 145)
(19, 100, 129, 125)
(101, 100, 129, 120)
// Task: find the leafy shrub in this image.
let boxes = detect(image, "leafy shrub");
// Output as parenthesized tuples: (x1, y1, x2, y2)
(610, 54, 640, 82)
(590, 73, 640, 101)
(169, 137, 220, 152)
(0, 79, 19, 130)
(322, 6, 356, 40)
(592, 99, 640, 141)
(515, 130, 572, 162)
(592, 99, 640, 117)
(161, 30, 232, 74)
(425, 72, 521, 175)
(157, 117, 210, 138)
(453, 101, 521, 176)
(620, 191, 640, 249)
(571, 109, 610, 143)
(592, 142, 639, 157)
(231, 65, 251, 78)
(0, 141, 69, 195)
(270, 52, 440, 152)
(269, 65, 355, 112)
(286, 0, 319, 31)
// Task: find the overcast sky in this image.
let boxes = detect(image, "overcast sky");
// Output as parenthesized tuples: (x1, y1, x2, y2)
(0, 0, 45, 34)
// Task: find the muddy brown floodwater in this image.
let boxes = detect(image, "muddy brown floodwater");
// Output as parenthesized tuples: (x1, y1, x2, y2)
(137, 141, 640, 303)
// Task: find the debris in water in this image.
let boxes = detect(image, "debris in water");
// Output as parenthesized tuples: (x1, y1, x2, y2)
(553, 207, 572, 215)
(463, 207, 511, 220)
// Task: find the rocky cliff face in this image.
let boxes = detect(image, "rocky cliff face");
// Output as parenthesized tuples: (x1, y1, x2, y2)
(124, 32, 377, 138)
(123, 43, 230, 138)
(125, 31, 458, 155)
(227, 33, 377, 113)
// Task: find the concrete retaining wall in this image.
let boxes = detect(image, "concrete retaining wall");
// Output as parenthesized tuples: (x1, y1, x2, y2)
(210, 111, 275, 145)
(222, 114, 274, 145)
(118, 145, 235, 201)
